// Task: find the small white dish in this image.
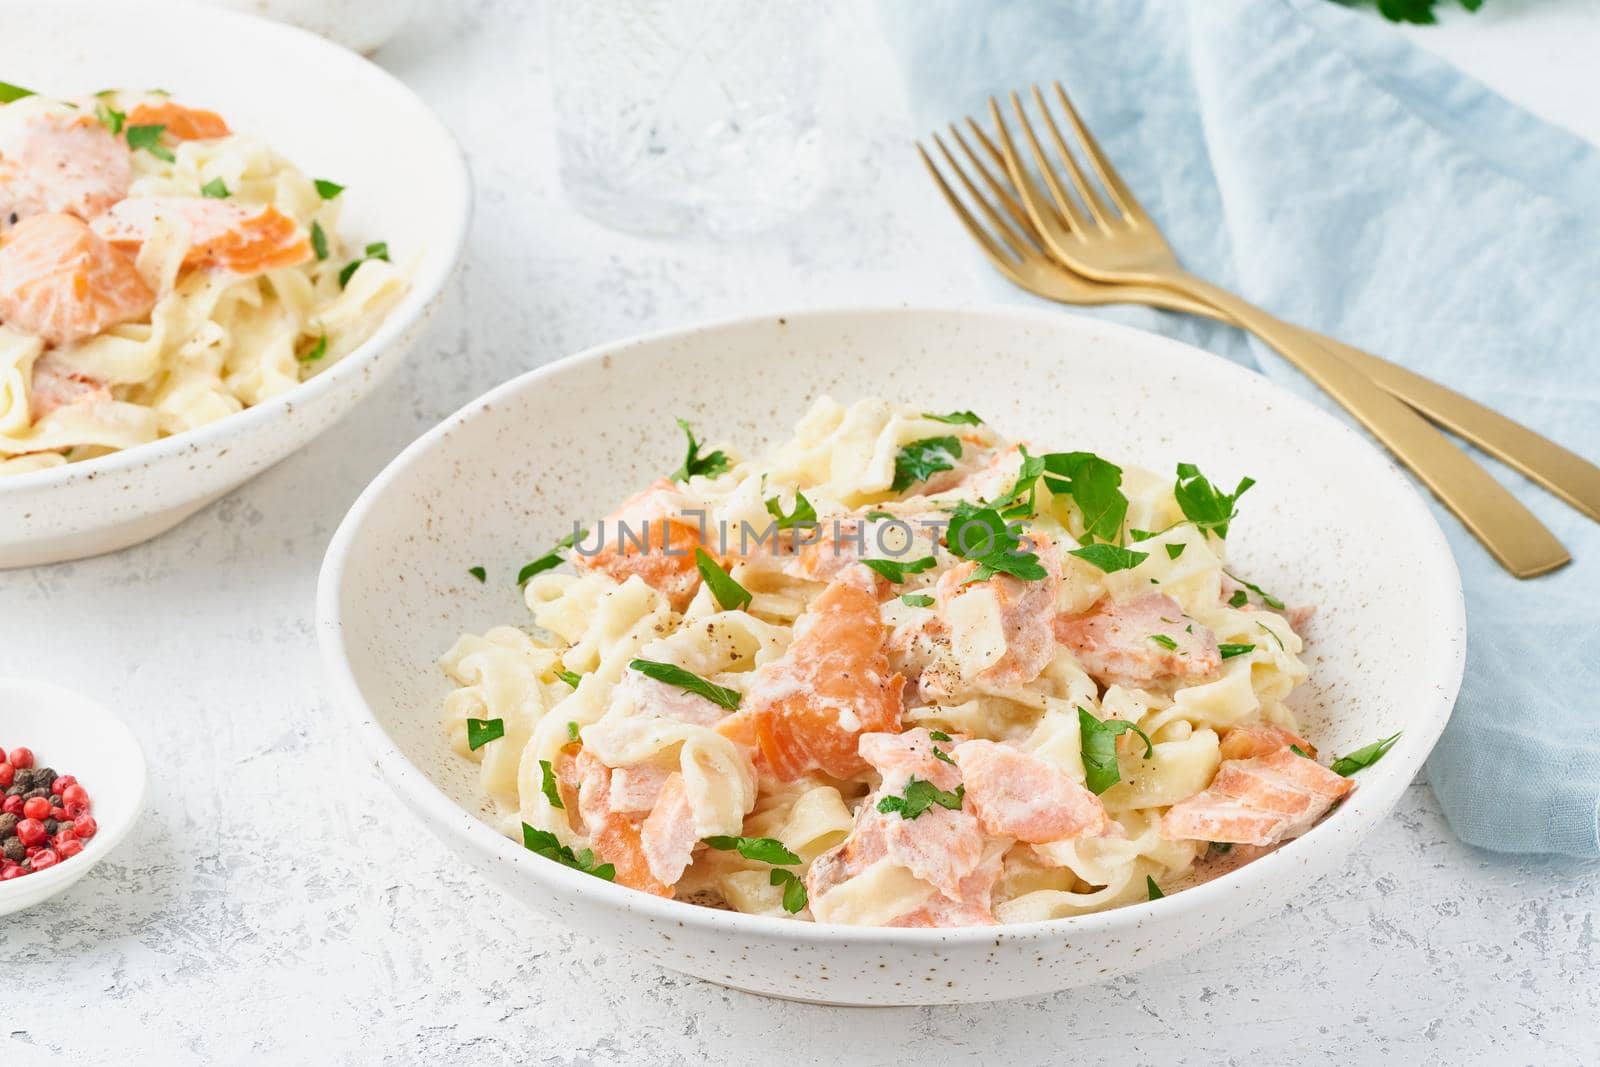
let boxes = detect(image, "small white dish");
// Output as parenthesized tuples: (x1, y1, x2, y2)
(0, 0, 471, 568)
(317, 307, 1466, 1005)
(0, 677, 147, 916)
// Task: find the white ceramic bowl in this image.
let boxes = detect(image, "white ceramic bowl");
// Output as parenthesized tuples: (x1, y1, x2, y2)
(317, 307, 1466, 1006)
(0, 677, 147, 916)
(0, 0, 470, 568)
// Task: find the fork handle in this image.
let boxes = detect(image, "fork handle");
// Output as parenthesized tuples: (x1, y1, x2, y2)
(1169, 272, 1570, 579)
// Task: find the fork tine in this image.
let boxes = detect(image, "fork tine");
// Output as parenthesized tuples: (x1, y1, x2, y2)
(929, 133, 1041, 263)
(916, 142, 1025, 269)
(945, 123, 1036, 242)
(1003, 91, 1092, 236)
(963, 117, 1067, 233)
(1028, 84, 1110, 228)
(1050, 80, 1150, 225)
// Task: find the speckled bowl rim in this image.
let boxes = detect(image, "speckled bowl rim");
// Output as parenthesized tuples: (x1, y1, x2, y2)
(0, 0, 472, 494)
(317, 305, 1466, 947)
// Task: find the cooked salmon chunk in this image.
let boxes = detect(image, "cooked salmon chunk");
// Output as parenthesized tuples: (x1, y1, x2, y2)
(571, 478, 709, 610)
(953, 739, 1109, 843)
(0, 213, 154, 345)
(1160, 747, 1354, 846)
(572, 750, 672, 897)
(1054, 593, 1221, 688)
(0, 111, 131, 224)
(126, 100, 230, 142)
(93, 197, 313, 275)
(1219, 722, 1316, 762)
(922, 534, 1061, 696)
(29, 356, 111, 419)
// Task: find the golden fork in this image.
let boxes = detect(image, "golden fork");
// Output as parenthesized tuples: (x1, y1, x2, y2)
(930, 116, 1600, 534)
(921, 83, 1569, 579)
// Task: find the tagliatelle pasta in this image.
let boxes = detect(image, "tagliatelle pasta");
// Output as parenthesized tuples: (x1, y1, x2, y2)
(0, 89, 406, 475)
(442, 397, 1386, 927)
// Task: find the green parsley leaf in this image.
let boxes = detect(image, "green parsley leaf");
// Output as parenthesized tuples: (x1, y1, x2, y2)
(199, 177, 229, 198)
(931, 744, 956, 766)
(764, 490, 815, 530)
(95, 102, 126, 135)
(539, 758, 564, 809)
(1330, 732, 1401, 776)
(566, 720, 580, 740)
(928, 730, 952, 742)
(988, 447, 1048, 520)
(1078, 706, 1154, 795)
(947, 502, 1047, 581)
(518, 528, 585, 584)
(0, 81, 37, 103)
(337, 240, 390, 288)
(1042, 451, 1127, 544)
(900, 593, 935, 608)
(297, 332, 328, 364)
(1146, 875, 1164, 900)
(521, 823, 614, 881)
(629, 658, 741, 711)
(1257, 622, 1286, 651)
(125, 124, 175, 162)
(861, 555, 936, 583)
(1173, 463, 1255, 540)
(466, 717, 504, 750)
(1166, 543, 1186, 560)
(1228, 589, 1249, 608)
(1068, 543, 1149, 574)
(467, 565, 487, 583)
(695, 547, 752, 611)
(864, 510, 896, 521)
(891, 436, 963, 493)
(314, 178, 345, 199)
(556, 670, 582, 690)
(876, 778, 965, 820)
(1148, 634, 1178, 651)
(922, 410, 982, 425)
(1217, 643, 1255, 660)
(770, 868, 808, 913)
(1289, 744, 1310, 759)
(311, 220, 328, 261)
(1225, 572, 1285, 610)
(671, 417, 731, 481)
(702, 835, 801, 865)
(1210, 841, 1233, 854)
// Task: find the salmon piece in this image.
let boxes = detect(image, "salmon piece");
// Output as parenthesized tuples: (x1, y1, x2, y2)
(1054, 593, 1221, 688)
(554, 749, 584, 827)
(1160, 747, 1354, 846)
(607, 763, 674, 814)
(573, 751, 672, 897)
(727, 567, 904, 780)
(886, 845, 1003, 928)
(923, 534, 1060, 696)
(1219, 723, 1315, 762)
(619, 669, 727, 728)
(29, 355, 111, 419)
(639, 772, 699, 886)
(0, 112, 131, 223)
(788, 515, 938, 584)
(93, 198, 312, 275)
(858, 728, 960, 793)
(572, 478, 707, 610)
(0, 214, 154, 345)
(126, 100, 230, 141)
(805, 795, 985, 906)
(953, 739, 1109, 844)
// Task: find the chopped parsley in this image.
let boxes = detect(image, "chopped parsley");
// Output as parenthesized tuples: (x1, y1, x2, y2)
(1257, 622, 1286, 651)
(1146, 875, 1164, 900)
(1148, 634, 1178, 651)
(987, 447, 1048, 521)
(518, 528, 586, 584)
(199, 177, 229, 198)
(297, 332, 328, 363)
(770, 868, 808, 913)
(556, 670, 583, 690)
(566, 720, 580, 741)
(931, 743, 957, 767)
(538, 758, 564, 809)
(1042, 452, 1127, 544)
(1330, 732, 1401, 777)
(695, 548, 752, 611)
(922, 410, 982, 425)
(521, 824, 614, 881)
(702, 835, 801, 866)
(947, 502, 1047, 581)
(338, 241, 390, 288)
(891, 436, 963, 493)
(629, 658, 741, 711)
(1217, 643, 1255, 660)
(671, 417, 730, 481)
(1173, 463, 1255, 539)
(877, 778, 965, 819)
(467, 565, 487, 583)
(314, 178, 345, 199)
(311, 220, 329, 261)
(862, 555, 936, 583)
(1289, 744, 1311, 759)
(1166, 543, 1186, 560)
(864, 510, 896, 521)
(928, 730, 952, 742)
(465, 717, 504, 750)
(1210, 841, 1233, 854)
(0, 81, 36, 103)
(1225, 572, 1285, 610)
(1078, 706, 1154, 795)
(95, 102, 125, 134)
(900, 593, 935, 608)
(764, 490, 815, 530)
(1068, 543, 1149, 574)
(125, 124, 174, 162)
(1228, 589, 1249, 608)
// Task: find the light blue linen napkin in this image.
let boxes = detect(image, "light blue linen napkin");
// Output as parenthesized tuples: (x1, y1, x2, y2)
(878, 0, 1600, 856)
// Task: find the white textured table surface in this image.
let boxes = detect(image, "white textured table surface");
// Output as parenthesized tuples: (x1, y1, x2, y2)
(4, 3, 1599, 1064)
